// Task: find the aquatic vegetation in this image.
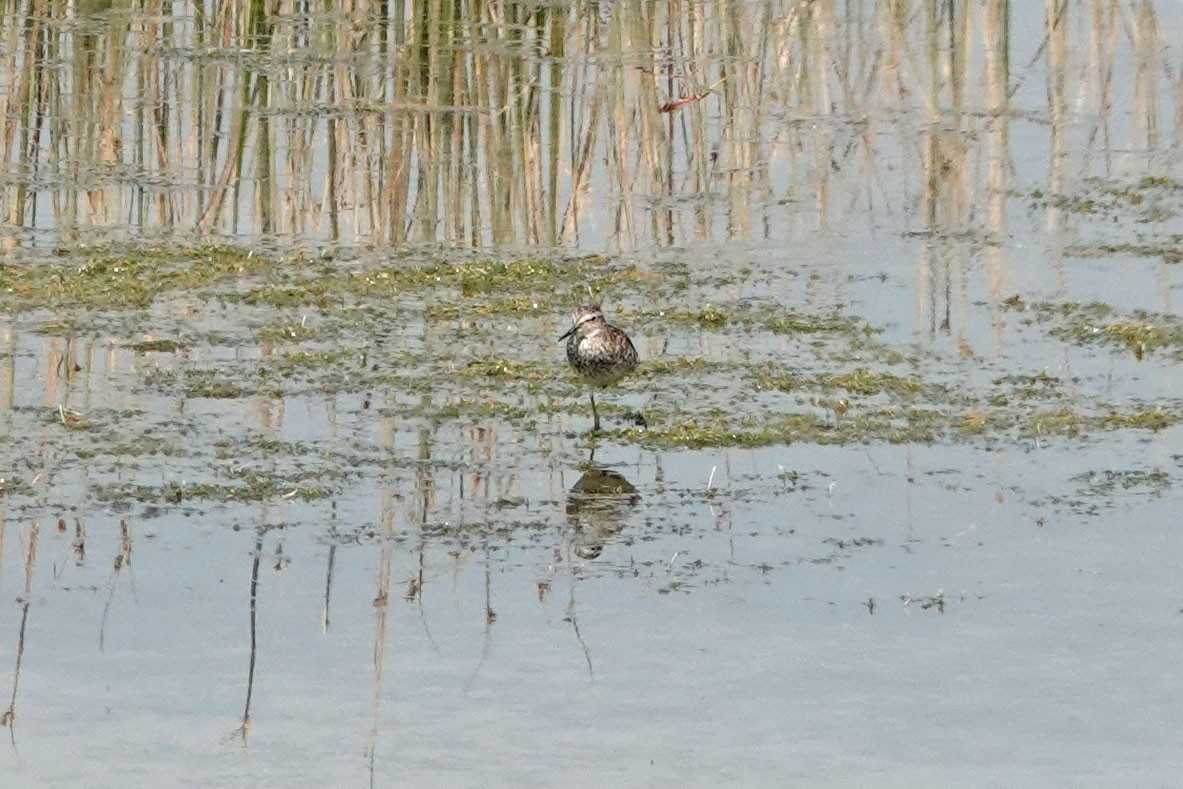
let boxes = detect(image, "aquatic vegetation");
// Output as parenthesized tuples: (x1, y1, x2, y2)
(129, 339, 185, 353)
(992, 372, 1064, 402)
(1067, 241, 1183, 265)
(750, 366, 932, 400)
(1024, 409, 1088, 438)
(0, 243, 1179, 519)
(0, 246, 280, 311)
(817, 369, 924, 398)
(1037, 466, 1175, 517)
(627, 399, 1178, 450)
(1099, 409, 1174, 431)
(347, 257, 626, 298)
(0, 476, 32, 497)
(651, 306, 730, 329)
(638, 358, 733, 377)
(1003, 297, 1183, 360)
(98, 476, 335, 507)
(1073, 468, 1171, 495)
(763, 311, 880, 337)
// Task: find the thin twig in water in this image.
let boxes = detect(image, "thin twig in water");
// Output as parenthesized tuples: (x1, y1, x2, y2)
(658, 76, 728, 113)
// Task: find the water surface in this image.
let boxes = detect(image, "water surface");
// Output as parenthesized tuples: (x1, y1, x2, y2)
(2, 1, 1183, 786)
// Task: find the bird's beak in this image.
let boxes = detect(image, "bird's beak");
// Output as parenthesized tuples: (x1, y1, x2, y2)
(559, 326, 575, 341)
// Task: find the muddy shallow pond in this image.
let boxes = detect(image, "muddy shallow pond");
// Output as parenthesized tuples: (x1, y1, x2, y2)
(3, 1, 1183, 786)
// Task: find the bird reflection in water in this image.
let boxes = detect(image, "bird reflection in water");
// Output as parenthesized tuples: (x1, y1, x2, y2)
(566, 466, 640, 559)
(561, 462, 640, 679)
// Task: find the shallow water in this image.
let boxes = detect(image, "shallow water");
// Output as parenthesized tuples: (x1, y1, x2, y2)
(7, 431, 1183, 786)
(3, 1, 1183, 786)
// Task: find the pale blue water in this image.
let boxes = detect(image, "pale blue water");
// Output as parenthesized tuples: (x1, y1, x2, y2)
(5, 431, 1182, 786)
(5, 1, 1183, 786)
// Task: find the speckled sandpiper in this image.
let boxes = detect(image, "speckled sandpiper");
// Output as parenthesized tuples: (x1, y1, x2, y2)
(559, 305, 639, 432)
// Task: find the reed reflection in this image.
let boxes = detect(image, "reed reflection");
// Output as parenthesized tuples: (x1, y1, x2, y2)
(98, 518, 133, 653)
(232, 526, 266, 745)
(0, 2, 1176, 249)
(558, 459, 638, 678)
(0, 521, 39, 743)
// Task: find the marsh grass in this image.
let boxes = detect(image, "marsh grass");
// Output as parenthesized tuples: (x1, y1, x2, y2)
(1003, 297, 1183, 360)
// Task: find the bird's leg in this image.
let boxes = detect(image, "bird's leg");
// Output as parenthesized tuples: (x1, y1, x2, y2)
(589, 390, 600, 432)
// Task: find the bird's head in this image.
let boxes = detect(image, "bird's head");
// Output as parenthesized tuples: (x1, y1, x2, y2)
(559, 304, 604, 340)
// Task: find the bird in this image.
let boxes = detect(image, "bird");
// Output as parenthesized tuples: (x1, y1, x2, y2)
(559, 305, 639, 432)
